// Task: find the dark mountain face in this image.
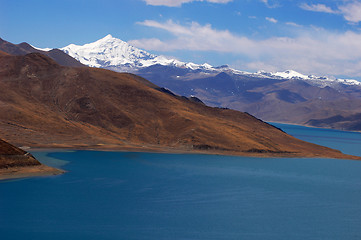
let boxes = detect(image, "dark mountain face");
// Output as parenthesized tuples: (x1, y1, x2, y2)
(0, 38, 32, 55)
(135, 65, 361, 131)
(306, 113, 361, 131)
(0, 38, 84, 67)
(270, 90, 307, 103)
(0, 138, 26, 156)
(0, 52, 355, 159)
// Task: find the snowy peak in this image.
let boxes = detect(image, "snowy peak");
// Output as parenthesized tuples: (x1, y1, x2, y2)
(61, 34, 157, 69)
(102, 34, 114, 40)
(60, 34, 214, 71)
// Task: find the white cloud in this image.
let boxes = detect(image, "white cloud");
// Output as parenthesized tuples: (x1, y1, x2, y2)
(339, 1, 361, 23)
(131, 20, 256, 53)
(300, 3, 338, 14)
(129, 20, 361, 77)
(300, 1, 361, 24)
(265, 17, 278, 23)
(143, 0, 232, 7)
(286, 22, 302, 27)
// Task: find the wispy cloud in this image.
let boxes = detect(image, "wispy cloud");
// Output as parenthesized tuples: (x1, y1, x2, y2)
(300, 3, 338, 14)
(129, 19, 361, 77)
(131, 20, 253, 52)
(260, 0, 280, 8)
(286, 22, 302, 27)
(143, 0, 232, 7)
(265, 17, 278, 23)
(300, 1, 361, 24)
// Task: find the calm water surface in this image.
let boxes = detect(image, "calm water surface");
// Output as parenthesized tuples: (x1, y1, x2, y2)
(1, 124, 361, 240)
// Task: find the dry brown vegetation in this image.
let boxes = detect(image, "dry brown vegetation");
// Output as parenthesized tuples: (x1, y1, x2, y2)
(0, 52, 359, 160)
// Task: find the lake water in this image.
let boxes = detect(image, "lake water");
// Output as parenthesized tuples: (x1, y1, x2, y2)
(1, 123, 361, 240)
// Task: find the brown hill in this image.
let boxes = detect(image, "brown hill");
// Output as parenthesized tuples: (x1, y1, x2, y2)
(0, 52, 358, 160)
(0, 38, 84, 67)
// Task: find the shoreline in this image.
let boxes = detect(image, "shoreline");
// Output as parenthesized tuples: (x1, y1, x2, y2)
(0, 164, 65, 181)
(25, 142, 361, 160)
(1, 143, 360, 181)
(268, 121, 361, 134)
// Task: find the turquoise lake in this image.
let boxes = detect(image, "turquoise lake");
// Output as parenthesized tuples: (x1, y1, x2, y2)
(1, 123, 361, 240)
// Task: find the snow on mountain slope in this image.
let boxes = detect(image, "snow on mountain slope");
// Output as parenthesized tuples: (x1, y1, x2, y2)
(30, 45, 52, 52)
(256, 70, 361, 87)
(272, 70, 310, 79)
(59, 34, 361, 87)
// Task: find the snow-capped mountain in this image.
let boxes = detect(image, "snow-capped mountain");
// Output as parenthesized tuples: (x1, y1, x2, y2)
(61, 34, 214, 72)
(58, 34, 361, 87)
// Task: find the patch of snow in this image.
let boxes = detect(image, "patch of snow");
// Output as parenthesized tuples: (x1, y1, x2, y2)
(30, 44, 52, 52)
(272, 70, 309, 79)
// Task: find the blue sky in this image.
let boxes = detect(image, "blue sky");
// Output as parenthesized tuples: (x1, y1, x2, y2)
(1, 0, 361, 79)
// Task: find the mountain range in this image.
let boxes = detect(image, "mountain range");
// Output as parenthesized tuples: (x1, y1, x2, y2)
(56, 35, 361, 131)
(2, 35, 361, 131)
(0, 48, 356, 159)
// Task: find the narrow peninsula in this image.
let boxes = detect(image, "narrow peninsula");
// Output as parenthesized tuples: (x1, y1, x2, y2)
(0, 138, 64, 180)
